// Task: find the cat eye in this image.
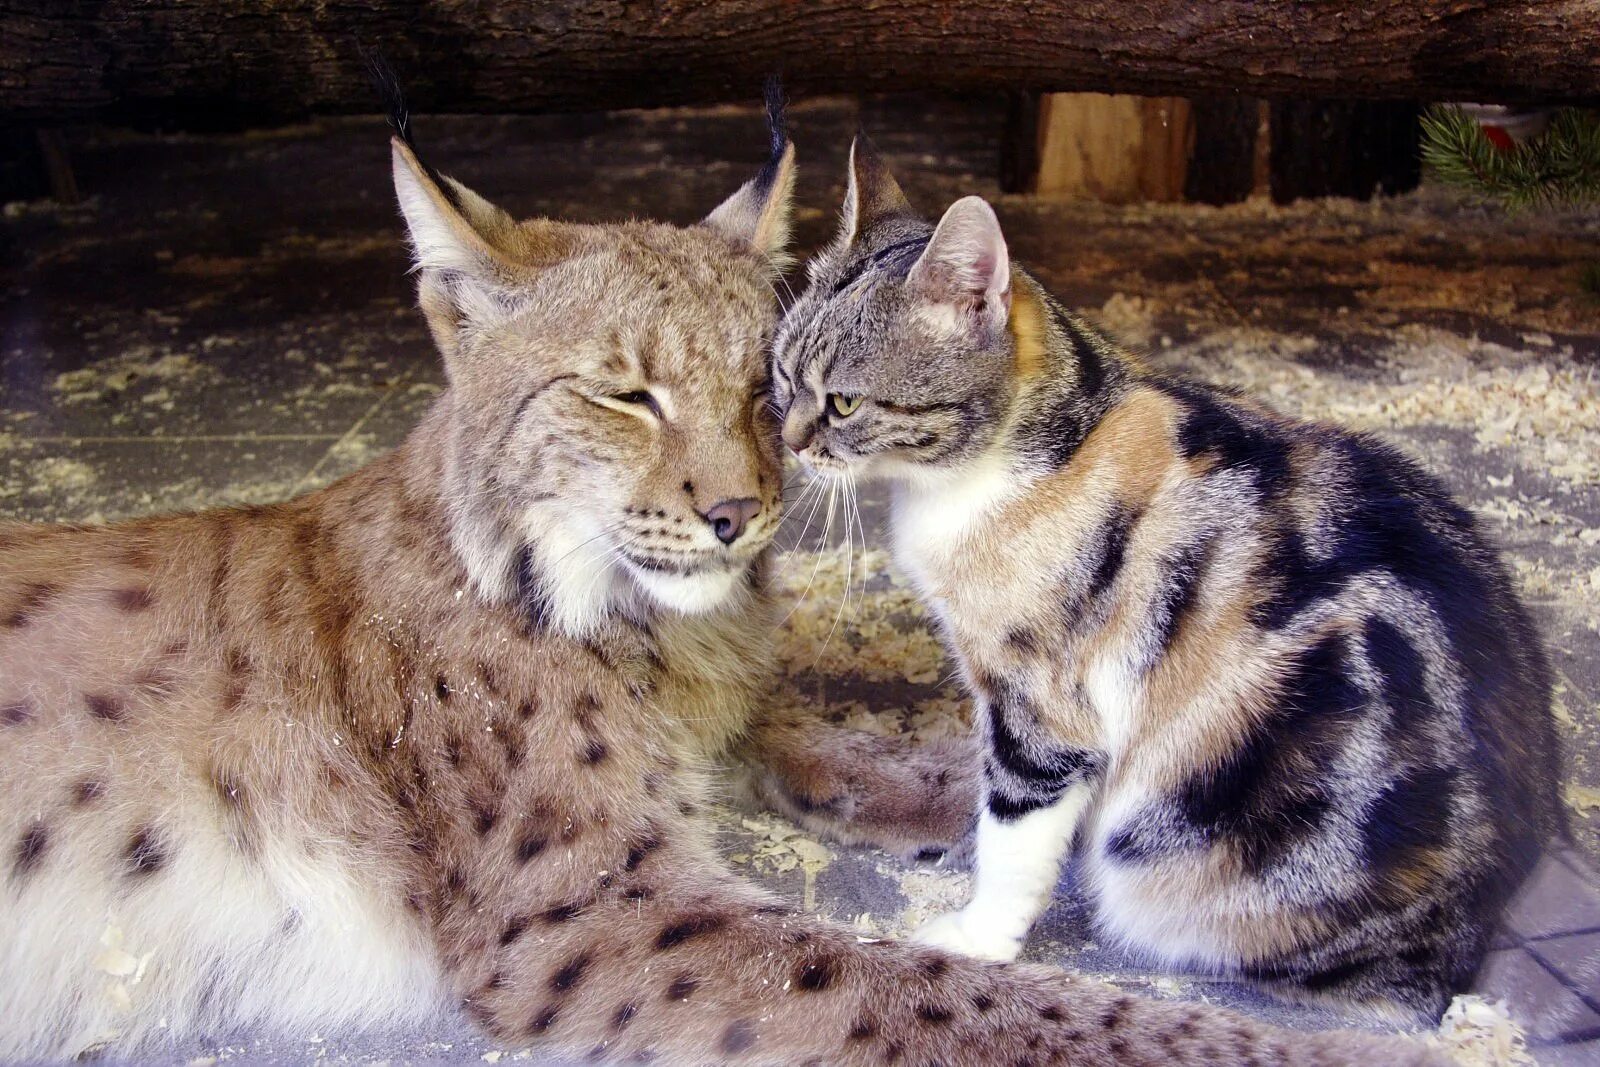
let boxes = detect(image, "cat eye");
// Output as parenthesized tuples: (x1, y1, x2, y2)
(611, 390, 662, 417)
(828, 393, 864, 418)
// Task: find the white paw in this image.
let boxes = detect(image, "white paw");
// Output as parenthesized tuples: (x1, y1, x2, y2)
(911, 909, 1023, 963)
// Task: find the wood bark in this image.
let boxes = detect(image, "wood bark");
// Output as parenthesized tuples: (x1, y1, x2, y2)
(2, 2, 1596, 125)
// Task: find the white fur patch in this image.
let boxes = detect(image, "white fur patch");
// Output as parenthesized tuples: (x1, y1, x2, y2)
(890, 451, 1020, 595)
(913, 784, 1092, 961)
(392, 150, 481, 279)
(0, 824, 445, 1060)
(1083, 652, 1141, 757)
(520, 505, 625, 636)
(629, 563, 747, 616)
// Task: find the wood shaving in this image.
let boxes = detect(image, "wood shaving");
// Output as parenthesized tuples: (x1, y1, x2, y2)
(1425, 994, 1534, 1066)
(886, 865, 973, 936)
(93, 921, 153, 1019)
(1567, 783, 1600, 814)
(772, 549, 936, 672)
(736, 812, 833, 909)
(29, 456, 97, 494)
(51, 347, 214, 404)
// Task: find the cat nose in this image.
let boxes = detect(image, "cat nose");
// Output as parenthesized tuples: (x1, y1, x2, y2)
(781, 415, 814, 453)
(701, 497, 761, 545)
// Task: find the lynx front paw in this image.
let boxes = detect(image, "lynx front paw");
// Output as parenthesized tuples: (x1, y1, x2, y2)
(911, 909, 1023, 963)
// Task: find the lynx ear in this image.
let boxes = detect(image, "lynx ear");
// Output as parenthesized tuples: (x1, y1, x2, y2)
(704, 81, 797, 269)
(392, 138, 518, 278)
(907, 195, 1011, 329)
(391, 138, 574, 360)
(839, 135, 914, 245)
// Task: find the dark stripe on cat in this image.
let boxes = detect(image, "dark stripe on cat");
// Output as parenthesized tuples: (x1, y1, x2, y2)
(978, 676, 1102, 813)
(1175, 633, 1364, 874)
(1363, 617, 1438, 743)
(514, 546, 552, 633)
(512, 374, 577, 433)
(1084, 505, 1140, 605)
(1103, 806, 1188, 864)
(830, 237, 930, 294)
(1157, 379, 1293, 502)
(1146, 538, 1214, 664)
(1249, 434, 1442, 630)
(1049, 305, 1108, 401)
(1001, 296, 1129, 470)
(873, 399, 967, 417)
(1361, 764, 1456, 879)
(987, 789, 1043, 821)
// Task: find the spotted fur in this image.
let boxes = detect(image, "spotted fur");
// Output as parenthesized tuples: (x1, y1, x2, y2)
(772, 139, 1561, 1023)
(0, 115, 1438, 1064)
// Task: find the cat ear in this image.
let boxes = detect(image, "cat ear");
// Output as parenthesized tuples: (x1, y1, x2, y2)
(391, 137, 574, 360)
(704, 81, 797, 270)
(839, 135, 914, 245)
(906, 195, 1011, 326)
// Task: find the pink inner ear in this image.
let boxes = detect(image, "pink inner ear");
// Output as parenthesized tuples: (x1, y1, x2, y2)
(912, 197, 1010, 307)
(969, 250, 1001, 290)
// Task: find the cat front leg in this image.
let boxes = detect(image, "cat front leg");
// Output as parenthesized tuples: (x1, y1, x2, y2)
(914, 784, 1093, 961)
(915, 676, 1104, 961)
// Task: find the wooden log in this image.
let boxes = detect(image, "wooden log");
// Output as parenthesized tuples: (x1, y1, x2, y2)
(34, 130, 80, 204)
(2, 2, 1596, 125)
(1031, 93, 1193, 203)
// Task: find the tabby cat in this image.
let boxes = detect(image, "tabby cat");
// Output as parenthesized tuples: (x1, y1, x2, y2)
(771, 139, 1561, 1022)
(0, 104, 1437, 1063)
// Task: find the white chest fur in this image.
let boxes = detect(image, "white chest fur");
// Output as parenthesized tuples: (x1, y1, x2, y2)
(889, 454, 1021, 604)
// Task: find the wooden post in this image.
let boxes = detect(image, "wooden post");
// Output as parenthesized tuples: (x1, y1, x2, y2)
(1030, 93, 1193, 203)
(998, 91, 1042, 195)
(1269, 101, 1422, 202)
(34, 130, 80, 204)
(1184, 97, 1261, 206)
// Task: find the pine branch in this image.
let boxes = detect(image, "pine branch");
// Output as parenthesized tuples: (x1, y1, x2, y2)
(1421, 106, 1600, 209)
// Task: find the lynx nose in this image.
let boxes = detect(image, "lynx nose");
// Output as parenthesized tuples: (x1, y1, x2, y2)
(702, 497, 761, 545)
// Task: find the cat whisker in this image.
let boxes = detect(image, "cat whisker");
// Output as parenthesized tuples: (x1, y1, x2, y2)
(573, 543, 627, 608)
(771, 477, 829, 580)
(775, 479, 837, 631)
(814, 483, 854, 667)
(845, 468, 870, 620)
(548, 521, 628, 571)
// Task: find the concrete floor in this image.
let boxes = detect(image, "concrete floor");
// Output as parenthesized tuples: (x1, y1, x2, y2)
(3, 96, 1599, 1064)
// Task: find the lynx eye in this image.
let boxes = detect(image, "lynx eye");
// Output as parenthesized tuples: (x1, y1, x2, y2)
(611, 390, 661, 416)
(828, 393, 863, 418)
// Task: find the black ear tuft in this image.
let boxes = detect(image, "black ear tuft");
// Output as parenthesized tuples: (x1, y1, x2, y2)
(762, 74, 789, 171)
(362, 47, 414, 148)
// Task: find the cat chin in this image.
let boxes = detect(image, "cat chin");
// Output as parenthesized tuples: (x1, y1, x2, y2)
(629, 563, 746, 616)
